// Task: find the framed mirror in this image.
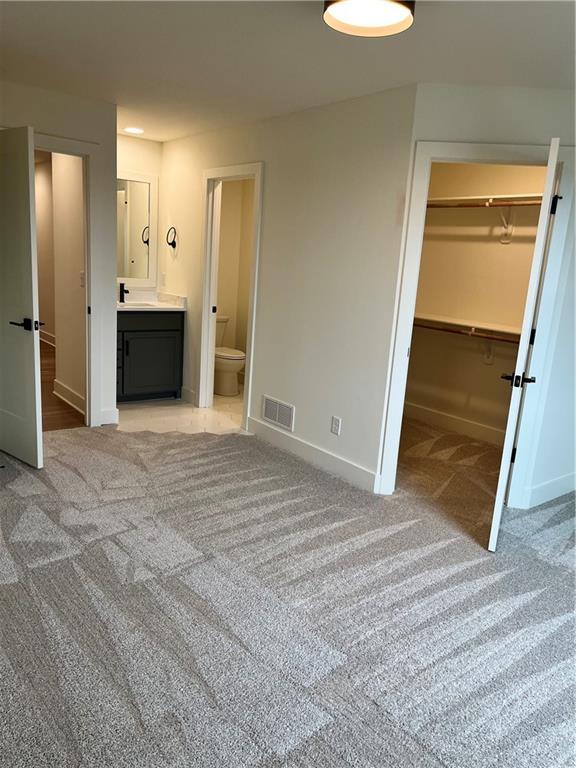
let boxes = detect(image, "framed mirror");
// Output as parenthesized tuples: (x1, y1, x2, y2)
(116, 170, 158, 288)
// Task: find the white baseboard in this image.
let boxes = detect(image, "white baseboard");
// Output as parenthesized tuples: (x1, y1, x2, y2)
(53, 379, 85, 415)
(181, 386, 197, 405)
(404, 401, 505, 446)
(247, 416, 376, 492)
(100, 407, 119, 425)
(523, 472, 575, 509)
(40, 330, 55, 347)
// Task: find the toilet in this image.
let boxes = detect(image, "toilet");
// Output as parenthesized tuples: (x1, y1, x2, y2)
(214, 316, 246, 396)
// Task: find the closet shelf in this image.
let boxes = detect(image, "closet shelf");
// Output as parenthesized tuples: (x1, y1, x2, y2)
(413, 315, 520, 344)
(427, 193, 542, 209)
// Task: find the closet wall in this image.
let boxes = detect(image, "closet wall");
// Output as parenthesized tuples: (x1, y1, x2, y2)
(405, 163, 546, 444)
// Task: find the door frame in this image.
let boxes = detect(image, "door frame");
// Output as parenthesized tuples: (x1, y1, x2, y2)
(375, 141, 574, 500)
(198, 162, 263, 431)
(34, 133, 94, 427)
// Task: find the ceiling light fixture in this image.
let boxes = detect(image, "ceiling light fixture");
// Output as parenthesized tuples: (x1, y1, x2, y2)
(323, 0, 415, 37)
(124, 126, 144, 135)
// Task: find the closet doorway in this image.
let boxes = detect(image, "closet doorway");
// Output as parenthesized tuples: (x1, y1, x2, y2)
(379, 140, 573, 551)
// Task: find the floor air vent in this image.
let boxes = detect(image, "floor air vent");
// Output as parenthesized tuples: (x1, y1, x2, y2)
(262, 396, 295, 432)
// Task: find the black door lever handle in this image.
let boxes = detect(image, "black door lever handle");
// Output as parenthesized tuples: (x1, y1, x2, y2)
(9, 318, 33, 331)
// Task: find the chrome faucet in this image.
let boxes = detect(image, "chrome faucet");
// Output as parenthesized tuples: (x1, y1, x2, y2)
(119, 282, 130, 303)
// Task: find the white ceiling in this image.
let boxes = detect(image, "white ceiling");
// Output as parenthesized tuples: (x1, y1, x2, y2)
(1, 1, 573, 142)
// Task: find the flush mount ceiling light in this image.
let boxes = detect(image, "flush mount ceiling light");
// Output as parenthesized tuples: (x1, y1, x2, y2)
(323, 0, 415, 37)
(124, 126, 144, 135)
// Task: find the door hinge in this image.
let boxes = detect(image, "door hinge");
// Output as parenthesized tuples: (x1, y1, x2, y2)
(511, 447, 517, 463)
(87, 306, 91, 315)
(550, 194, 563, 215)
(529, 327, 536, 345)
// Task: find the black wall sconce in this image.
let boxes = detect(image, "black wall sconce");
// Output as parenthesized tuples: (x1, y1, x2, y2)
(166, 227, 177, 249)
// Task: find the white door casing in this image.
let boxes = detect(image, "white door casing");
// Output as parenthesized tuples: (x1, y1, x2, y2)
(0, 126, 43, 467)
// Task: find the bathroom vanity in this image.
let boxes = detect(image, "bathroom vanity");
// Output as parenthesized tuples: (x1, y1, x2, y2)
(117, 305, 185, 401)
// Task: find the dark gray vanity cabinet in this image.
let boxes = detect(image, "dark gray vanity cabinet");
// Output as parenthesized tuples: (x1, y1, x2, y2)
(117, 311, 184, 401)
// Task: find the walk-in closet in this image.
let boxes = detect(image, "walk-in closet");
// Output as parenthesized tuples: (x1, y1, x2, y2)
(399, 162, 547, 536)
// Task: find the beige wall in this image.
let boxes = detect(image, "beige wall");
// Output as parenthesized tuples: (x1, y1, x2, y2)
(236, 179, 255, 352)
(52, 153, 86, 412)
(34, 156, 55, 342)
(217, 180, 243, 347)
(216, 178, 255, 351)
(159, 85, 417, 480)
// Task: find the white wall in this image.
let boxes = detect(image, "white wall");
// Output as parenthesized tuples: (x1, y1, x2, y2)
(159, 86, 417, 486)
(508, 203, 575, 508)
(34, 156, 55, 343)
(1, 79, 117, 425)
(51, 153, 86, 413)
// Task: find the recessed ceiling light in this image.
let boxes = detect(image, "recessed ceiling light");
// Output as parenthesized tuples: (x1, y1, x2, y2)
(323, 0, 415, 37)
(124, 126, 145, 135)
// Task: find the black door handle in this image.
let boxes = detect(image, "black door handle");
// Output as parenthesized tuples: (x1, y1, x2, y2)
(522, 375, 536, 385)
(9, 318, 33, 331)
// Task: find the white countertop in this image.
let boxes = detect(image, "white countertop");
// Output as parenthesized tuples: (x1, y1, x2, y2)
(117, 301, 185, 312)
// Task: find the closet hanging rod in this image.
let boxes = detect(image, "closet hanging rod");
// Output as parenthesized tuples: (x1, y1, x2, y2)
(427, 193, 542, 209)
(413, 317, 520, 344)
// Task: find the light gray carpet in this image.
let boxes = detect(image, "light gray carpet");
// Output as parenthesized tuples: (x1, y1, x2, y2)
(0, 423, 574, 767)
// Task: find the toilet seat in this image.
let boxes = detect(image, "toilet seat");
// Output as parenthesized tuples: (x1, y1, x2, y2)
(215, 346, 246, 360)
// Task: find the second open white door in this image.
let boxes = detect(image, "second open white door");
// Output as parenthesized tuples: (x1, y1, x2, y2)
(487, 138, 561, 551)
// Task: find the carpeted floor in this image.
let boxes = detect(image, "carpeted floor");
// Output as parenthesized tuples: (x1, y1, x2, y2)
(0, 423, 574, 767)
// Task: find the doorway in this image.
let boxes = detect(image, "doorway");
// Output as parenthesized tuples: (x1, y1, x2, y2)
(34, 150, 88, 433)
(198, 163, 263, 431)
(377, 140, 573, 551)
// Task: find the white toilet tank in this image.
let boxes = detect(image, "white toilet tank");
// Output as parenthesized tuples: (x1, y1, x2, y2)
(215, 316, 229, 347)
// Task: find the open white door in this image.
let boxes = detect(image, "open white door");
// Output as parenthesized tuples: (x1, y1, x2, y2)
(199, 179, 222, 407)
(488, 138, 561, 551)
(0, 127, 43, 468)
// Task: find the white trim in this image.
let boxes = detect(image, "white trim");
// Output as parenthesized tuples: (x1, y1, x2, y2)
(247, 416, 376, 491)
(116, 169, 159, 290)
(376, 141, 573, 499)
(404, 402, 505, 446)
(198, 162, 264, 433)
(53, 379, 85, 415)
(39, 330, 55, 347)
(100, 407, 119, 425)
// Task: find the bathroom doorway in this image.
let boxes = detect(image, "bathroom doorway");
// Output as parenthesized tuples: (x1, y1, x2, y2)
(198, 163, 263, 430)
(34, 150, 89, 433)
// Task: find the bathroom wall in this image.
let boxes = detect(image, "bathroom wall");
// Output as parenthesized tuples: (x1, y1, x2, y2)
(236, 178, 255, 352)
(34, 154, 56, 344)
(405, 162, 543, 444)
(52, 153, 86, 413)
(216, 178, 255, 351)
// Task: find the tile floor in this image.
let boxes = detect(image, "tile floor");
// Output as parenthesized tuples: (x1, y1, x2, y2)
(117, 392, 244, 434)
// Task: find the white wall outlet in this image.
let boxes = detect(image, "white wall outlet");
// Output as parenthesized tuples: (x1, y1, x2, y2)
(330, 416, 342, 436)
